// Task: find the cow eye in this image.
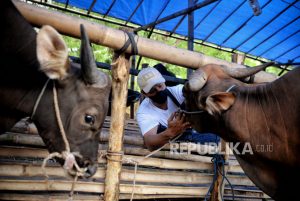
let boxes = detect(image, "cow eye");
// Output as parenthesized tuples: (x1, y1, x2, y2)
(84, 115, 95, 125)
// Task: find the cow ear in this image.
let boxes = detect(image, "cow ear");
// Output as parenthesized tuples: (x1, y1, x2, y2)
(205, 92, 235, 115)
(37, 25, 70, 80)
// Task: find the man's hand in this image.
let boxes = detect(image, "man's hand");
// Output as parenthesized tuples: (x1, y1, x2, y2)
(166, 111, 191, 139)
(143, 111, 191, 150)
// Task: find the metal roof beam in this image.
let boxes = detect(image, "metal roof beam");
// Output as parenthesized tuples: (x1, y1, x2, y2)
(168, 15, 186, 37)
(125, 0, 144, 25)
(221, 0, 272, 46)
(246, 16, 300, 54)
(233, 0, 298, 51)
(65, 0, 69, 9)
(134, 0, 218, 32)
(203, 0, 246, 42)
(136, 0, 171, 69)
(87, 0, 97, 15)
(169, 0, 198, 37)
(273, 44, 300, 61)
(194, 0, 220, 30)
(103, 0, 116, 18)
(291, 55, 300, 62)
(257, 30, 300, 57)
(187, 0, 195, 78)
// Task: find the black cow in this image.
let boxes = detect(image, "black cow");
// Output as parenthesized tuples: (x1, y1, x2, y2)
(0, 0, 111, 177)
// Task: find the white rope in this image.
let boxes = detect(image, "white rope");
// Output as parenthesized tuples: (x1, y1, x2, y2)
(41, 81, 87, 200)
(105, 133, 184, 201)
(30, 79, 50, 121)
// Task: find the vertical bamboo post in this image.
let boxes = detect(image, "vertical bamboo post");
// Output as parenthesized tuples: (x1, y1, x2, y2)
(209, 140, 226, 201)
(104, 52, 131, 201)
(231, 53, 245, 65)
(219, 142, 230, 199)
(210, 141, 229, 201)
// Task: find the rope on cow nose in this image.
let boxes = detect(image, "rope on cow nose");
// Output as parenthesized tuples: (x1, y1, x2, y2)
(41, 81, 87, 200)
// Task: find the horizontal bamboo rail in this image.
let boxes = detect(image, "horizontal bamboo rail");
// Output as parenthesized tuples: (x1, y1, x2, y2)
(0, 193, 200, 201)
(1, 131, 215, 163)
(0, 146, 213, 170)
(0, 191, 269, 201)
(13, 0, 277, 83)
(0, 179, 209, 195)
(0, 163, 254, 186)
(0, 145, 242, 174)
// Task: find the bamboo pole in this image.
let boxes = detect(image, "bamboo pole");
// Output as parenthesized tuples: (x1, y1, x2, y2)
(0, 194, 199, 201)
(104, 52, 131, 200)
(0, 179, 266, 197)
(0, 191, 269, 201)
(0, 145, 243, 172)
(0, 132, 45, 146)
(0, 163, 255, 186)
(0, 193, 201, 201)
(0, 194, 104, 201)
(0, 164, 214, 185)
(2, 131, 220, 156)
(13, 0, 277, 83)
(0, 146, 214, 170)
(122, 155, 213, 170)
(210, 141, 229, 201)
(4, 130, 220, 155)
(0, 179, 209, 195)
(99, 145, 213, 163)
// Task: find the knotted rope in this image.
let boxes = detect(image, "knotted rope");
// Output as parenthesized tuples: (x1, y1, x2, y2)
(39, 81, 87, 200)
(104, 133, 184, 201)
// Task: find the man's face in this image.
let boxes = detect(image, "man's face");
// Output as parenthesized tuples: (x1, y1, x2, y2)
(143, 83, 166, 97)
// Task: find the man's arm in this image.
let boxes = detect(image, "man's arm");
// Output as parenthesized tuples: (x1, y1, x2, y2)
(143, 112, 191, 151)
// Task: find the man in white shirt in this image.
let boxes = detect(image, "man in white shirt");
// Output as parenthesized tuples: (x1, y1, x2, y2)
(137, 67, 218, 150)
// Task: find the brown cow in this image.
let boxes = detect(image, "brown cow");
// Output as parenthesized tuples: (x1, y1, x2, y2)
(0, 0, 111, 177)
(183, 64, 300, 200)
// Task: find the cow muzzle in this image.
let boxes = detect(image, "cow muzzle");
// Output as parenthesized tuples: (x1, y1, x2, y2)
(84, 163, 98, 178)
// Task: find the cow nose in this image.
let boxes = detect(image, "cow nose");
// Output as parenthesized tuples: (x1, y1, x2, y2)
(84, 163, 98, 178)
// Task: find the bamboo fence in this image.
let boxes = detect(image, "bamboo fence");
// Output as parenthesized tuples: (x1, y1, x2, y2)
(0, 118, 270, 200)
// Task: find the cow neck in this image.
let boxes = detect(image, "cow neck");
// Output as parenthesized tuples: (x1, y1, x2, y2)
(222, 83, 282, 144)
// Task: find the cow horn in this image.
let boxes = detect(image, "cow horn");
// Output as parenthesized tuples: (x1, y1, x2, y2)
(220, 62, 274, 79)
(188, 69, 208, 91)
(80, 24, 108, 86)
